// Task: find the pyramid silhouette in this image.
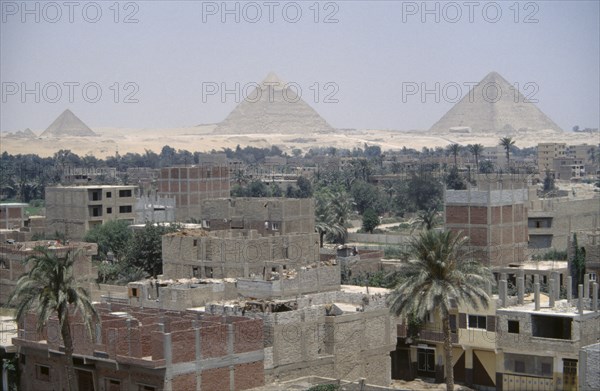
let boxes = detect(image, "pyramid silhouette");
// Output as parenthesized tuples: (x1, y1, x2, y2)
(6, 128, 36, 139)
(429, 72, 563, 134)
(214, 72, 334, 134)
(40, 109, 97, 137)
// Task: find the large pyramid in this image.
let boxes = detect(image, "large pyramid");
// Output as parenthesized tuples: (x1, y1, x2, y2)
(213, 72, 334, 134)
(40, 109, 97, 137)
(429, 72, 563, 134)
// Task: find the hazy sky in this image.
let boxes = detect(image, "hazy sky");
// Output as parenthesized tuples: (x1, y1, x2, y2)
(1, 0, 599, 133)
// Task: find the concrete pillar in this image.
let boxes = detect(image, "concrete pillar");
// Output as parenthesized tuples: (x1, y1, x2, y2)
(593, 282, 598, 312)
(126, 318, 132, 356)
(465, 348, 473, 387)
(500, 280, 508, 308)
(517, 277, 524, 305)
(551, 272, 560, 300)
(549, 279, 555, 308)
(584, 274, 590, 299)
(567, 276, 573, 301)
(534, 282, 540, 311)
(578, 285, 584, 315)
(534, 274, 539, 285)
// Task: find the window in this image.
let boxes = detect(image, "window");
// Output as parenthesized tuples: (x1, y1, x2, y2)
(417, 348, 435, 373)
(193, 239, 198, 247)
(589, 272, 597, 282)
(119, 189, 132, 197)
(541, 363, 552, 376)
(468, 315, 487, 329)
(531, 315, 572, 340)
(106, 192, 112, 198)
(271, 222, 280, 231)
(130, 287, 138, 297)
(449, 315, 457, 333)
(192, 267, 200, 278)
(107, 207, 112, 214)
(138, 385, 156, 391)
(36, 365, 50, 381)
(205, 266, 213, 278)
(119, 205, 132, 213)
(514, 361, 525, 373)
(508, 320, 519, 334)
(105, 378, 121, 391)
(0, 257, 9, 269)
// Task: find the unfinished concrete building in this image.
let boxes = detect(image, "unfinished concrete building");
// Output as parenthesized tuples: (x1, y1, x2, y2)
(528, 193, 599, 251)
(161, 229, 320, 280)
(126, 262, 340, 311)
(495, 277, 600, 391)
(45, 185, 137, 240)
(205, 286, 396, 387)
(0, 241, 97, 304)
(134, 191, 176, 223)
(199, 198, 315, 235)
(13, 303, 264, 391)
(157, 165, 230, 221)
(393, 272, 600, 391)
(445, 179, 529, 266)
(0, 203, 28, 230)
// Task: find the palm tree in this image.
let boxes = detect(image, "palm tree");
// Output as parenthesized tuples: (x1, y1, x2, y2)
(468, 143, 484, 172)
(8, 247, 99, 391)
(499, 137, 516, 168)
(447, 144, 461, 167)
(314, 190, 348, 247)
(387, 230, 494, 391)
(409, 207, 441, 232)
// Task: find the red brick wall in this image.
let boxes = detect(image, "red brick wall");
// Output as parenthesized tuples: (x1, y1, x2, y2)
(469, 206, 487, 224)
(201, 367, 230, 391)
(235, 361, 264, 390)
(171, 329, 196, 363)
(491, 206, 501, 224)
(446, 206, 468, 224)
(172, 372, 196, 390)
(234, 320, 263, 353)
(201, 325, 228, 357)
(502, 205, 513, 223)
(468, 227, 488, 246)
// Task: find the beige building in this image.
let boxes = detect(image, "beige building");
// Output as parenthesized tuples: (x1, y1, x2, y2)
(0, 203, 28, 230)
(200, 197, 315, 235)
(45, 185, 137, 239)
(537, 143, 567, 174)
(161, 228, 320, 279)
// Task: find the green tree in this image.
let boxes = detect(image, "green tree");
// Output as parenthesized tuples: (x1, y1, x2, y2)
(445, 166, 467, 190)
(409, 207, 441, 232)
(499, 137, 516, 167)
(83, 220, 132, 260)
(468, 143, 484, 172)
(351, 180, 381, 214)
(126, 223, 179, 278)
(314, 189, 348, 247)
(387, 230, 493, 391)
(570, 233, 586, 296)
(362, 208, 380, 234)
(7, 248, 99, 391)
(447, 144, 461, 167)
(295, 176, 313, 198)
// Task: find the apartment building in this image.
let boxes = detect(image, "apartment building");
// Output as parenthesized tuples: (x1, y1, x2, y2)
(45, 185, 137, 240)
(445, 178, 529, 267)
(537, 143, 567, 174)
(199, 197, 315, 235)
(157, 165, 230, 221)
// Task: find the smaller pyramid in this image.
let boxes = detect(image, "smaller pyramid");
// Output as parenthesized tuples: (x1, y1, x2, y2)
(40, 109, 97, 137)
(6, 128, 37, 138)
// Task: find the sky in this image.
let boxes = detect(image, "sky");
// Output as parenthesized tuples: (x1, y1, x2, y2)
(1, 0, 599, 133)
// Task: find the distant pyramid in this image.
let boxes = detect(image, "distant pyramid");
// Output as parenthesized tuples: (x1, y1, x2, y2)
(429, 72, 563, 134)
(7, 128, 36, 138)
(213, 72, 334, 134)
(40, 109, 97, 137)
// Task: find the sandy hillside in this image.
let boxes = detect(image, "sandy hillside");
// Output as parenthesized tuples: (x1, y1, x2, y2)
(1, 126, 596, 158)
